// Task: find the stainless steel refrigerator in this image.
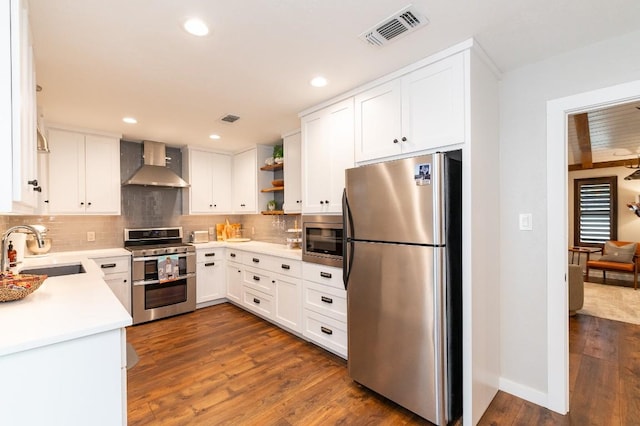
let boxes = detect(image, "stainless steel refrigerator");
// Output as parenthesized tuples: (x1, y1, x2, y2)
(343, 151, 462, 425)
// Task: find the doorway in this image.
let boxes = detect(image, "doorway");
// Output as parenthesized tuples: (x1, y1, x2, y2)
(547, 80, 640, 413)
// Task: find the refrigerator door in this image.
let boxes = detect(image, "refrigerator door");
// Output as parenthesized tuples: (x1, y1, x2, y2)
(347, 241, 445, 424)
(344, 154, 443, 245)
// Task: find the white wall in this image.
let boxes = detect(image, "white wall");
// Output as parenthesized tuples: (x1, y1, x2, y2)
(568, 167, 640, 246)
(499, 29, 640, 403)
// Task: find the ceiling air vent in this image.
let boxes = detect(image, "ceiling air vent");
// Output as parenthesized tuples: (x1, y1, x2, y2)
(360, 5, 429, 47)
(220, 114, 240, 124)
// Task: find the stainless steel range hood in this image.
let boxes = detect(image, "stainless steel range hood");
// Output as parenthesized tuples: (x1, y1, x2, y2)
(123, 141, 190, 188)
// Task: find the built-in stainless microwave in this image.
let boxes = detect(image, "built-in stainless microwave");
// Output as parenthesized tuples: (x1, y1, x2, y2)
(302, 215, 344, 268)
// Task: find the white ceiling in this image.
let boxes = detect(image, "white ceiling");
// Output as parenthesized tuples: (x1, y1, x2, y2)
(29, 0, 640, 153)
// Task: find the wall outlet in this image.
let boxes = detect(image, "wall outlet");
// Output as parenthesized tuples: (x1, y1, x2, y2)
(208, 226, 215, 236)
(87, 231, 96, 242)
(251, 226, 255, 236)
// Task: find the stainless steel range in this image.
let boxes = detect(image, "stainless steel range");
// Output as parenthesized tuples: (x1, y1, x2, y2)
(124, 227, 196, 325)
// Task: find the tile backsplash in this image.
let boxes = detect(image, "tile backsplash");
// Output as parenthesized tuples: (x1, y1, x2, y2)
(0, 213, 300, 253)
(0, 140, 301, 253)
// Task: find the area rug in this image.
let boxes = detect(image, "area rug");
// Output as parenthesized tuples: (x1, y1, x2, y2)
(579, 282, 640, 325)
(126, 342, 139, 370)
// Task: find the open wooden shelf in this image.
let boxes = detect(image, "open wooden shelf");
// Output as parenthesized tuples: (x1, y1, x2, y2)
(261, 186, 284, 193)
(260, 163, 283, 171)
(261, 210, 285, 215)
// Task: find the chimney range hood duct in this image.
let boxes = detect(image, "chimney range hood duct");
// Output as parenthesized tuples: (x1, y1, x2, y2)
(123, 141, 190, 188)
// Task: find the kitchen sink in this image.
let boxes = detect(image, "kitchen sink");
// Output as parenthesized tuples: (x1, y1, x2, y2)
(20, 264, 86, 277)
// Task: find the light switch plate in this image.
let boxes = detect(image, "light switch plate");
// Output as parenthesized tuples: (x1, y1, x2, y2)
(87, 231, 96, 241)
(519, 213, 533, 231)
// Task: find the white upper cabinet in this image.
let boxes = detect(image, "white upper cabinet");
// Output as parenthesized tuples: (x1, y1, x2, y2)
(183, 148, 232, 214)
(232, 145, 271, 213)
(301, 98, 355, 214)
(283, 130, 302, 213)
(0, 0, 39, 213)
(47, 128, 121, 215)
(354, 52, 465, 163)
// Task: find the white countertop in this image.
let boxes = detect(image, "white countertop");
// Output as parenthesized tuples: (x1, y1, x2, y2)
(191, 240, 302, 261)
(0, 243, 297, 356)
(1, 250, 132, 357)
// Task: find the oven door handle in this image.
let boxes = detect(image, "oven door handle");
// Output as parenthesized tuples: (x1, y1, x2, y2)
(132, 253, 195, 262)
(132, 272, 196, 286)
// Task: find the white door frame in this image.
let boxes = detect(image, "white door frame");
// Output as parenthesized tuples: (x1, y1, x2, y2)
(546, 80, 640, 413)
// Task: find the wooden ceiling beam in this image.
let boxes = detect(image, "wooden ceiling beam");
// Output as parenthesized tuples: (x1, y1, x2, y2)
(573, 113, 593, 169)
(568, 158, 635, 171)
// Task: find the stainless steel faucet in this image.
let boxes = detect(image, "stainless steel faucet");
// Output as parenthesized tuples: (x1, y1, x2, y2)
(1, 225, 46, 272)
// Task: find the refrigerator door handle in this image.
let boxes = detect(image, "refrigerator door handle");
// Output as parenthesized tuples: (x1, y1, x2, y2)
(342, 188, 355, 290)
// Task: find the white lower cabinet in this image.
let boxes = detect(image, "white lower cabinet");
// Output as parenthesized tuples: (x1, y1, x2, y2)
(225, 261, 243, 304)
(195, 247, 226, 305)
(91, 255, 131, 315)
(273, 271, 302, 332)
(302, 262, 347, 358)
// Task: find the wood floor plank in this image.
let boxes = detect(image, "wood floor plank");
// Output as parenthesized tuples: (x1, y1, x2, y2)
(570, 354, 619, 424)
(583, 316, 620, 362)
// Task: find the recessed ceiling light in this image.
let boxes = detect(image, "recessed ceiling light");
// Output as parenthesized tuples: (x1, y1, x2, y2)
(123, 117, 137, 124)
(183, 18, 209, 36)
(209, 134, 221, 140)
(310, 76, 328, 87)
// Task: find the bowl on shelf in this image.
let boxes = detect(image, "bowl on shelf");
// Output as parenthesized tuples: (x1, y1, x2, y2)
(274, 157, 283, 164)
(271, 179, 284, 187)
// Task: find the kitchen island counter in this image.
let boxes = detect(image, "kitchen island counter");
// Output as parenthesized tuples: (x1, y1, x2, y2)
(1, 250, 131, 425)
(2, 250, 132, 356)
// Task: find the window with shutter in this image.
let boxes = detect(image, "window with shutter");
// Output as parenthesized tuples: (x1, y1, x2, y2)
(573, 176, 617, 247)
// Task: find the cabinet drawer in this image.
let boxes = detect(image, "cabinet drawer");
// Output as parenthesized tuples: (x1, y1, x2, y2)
(196, 248, 224, 263)
(242, 267, 274, 295)
(91, 256, 130, 275)
(303, 281, 346, 322)
(303, 309, 347, 358)
(226, 249, 244, 262)
(302, 263, 344, 290)
(242, 252, 275, 269)
(243, 287, 273, 319)
(243, 251, 302, 277)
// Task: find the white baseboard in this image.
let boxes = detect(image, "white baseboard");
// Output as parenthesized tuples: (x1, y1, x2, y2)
(499, 377, 550, 410)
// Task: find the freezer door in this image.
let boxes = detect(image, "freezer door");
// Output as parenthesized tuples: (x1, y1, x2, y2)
(347, 241, 445, 424)
(345, 154, 443, 245)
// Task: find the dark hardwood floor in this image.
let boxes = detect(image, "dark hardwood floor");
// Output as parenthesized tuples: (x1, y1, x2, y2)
(127, 304, 640, 425)
(479, 314, 640, 425)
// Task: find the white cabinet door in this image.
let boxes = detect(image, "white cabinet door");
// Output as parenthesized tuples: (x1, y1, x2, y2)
(354, 53, 466, 163)
(84, 134, 120, 214)
(187, 150, 232, 214)
(233, 149, 257, 212)
(274, 272, 302, 333)
(48, 128, 120, 215)
(232, 146, 270, 213)
(103, 272, 131, 314)
(283, 130, 302, 213)
(91, 255, 131, 314)
(226, 262, 243, 304)
(402, 53, 465, 153)
(1, 0, 38, 213)
(47, 129, 85, 214)
(326, 100, 355, 213)
(211, 153, 232, 212)
(354, 80, 402, 162)
(196, 258, 225, 303)
(302, 98, 354, 214)
(189, 151, 214, 213)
